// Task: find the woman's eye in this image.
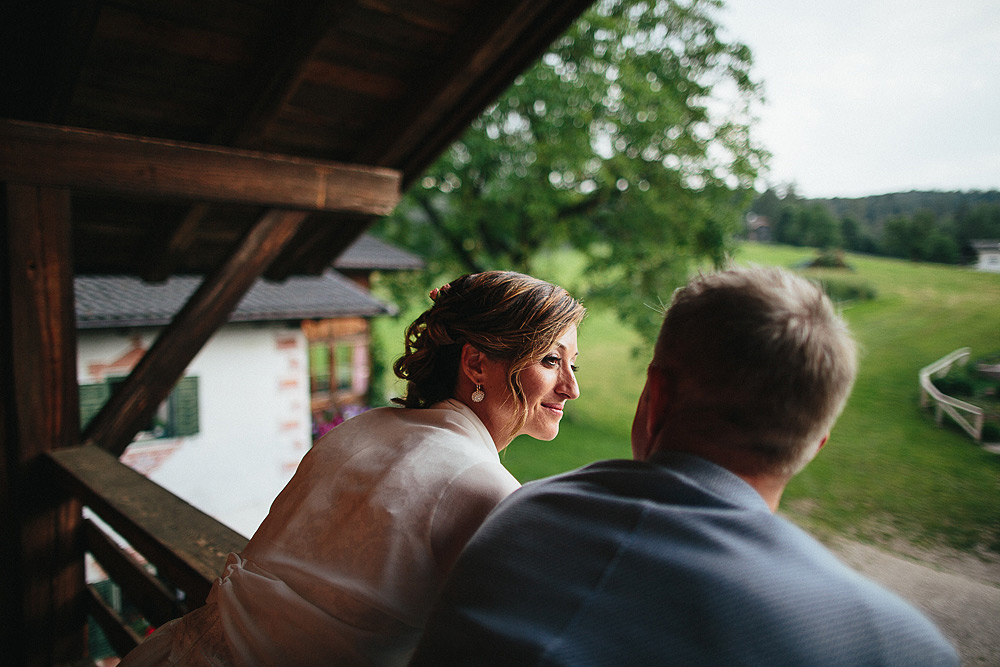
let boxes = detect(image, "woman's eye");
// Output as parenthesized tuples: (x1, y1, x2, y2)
(542, 355, 560, 367)
(571, 365, 579, 373)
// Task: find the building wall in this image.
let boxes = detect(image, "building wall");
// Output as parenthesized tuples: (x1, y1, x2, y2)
(77, 322, 312, 538)
(976, 249, 1000, 273)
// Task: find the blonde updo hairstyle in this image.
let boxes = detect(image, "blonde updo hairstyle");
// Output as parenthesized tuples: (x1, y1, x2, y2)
(393, 271, 585, 439)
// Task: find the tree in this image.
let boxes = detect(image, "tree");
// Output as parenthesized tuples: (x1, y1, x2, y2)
(881, 215, 914, 259)
(802, 202, 841, 249)
(752, 187, 782, 222)
(925, 230, 959, 264)
(377, 0, 767, 341)
(774, 204, 805, 246)
(840, 215, 861, 251)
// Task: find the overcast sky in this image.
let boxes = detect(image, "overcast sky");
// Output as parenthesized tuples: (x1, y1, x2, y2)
(719, 0, 1000, 199)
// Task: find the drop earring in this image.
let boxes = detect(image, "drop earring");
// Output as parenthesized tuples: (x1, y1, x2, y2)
(471, 384, 485, 403)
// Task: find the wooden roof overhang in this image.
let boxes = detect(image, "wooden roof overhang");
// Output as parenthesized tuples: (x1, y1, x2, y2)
(0, 1, 594, 663)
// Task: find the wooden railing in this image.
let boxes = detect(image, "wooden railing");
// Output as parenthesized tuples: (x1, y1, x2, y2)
(46, 445, 248, 658)
(918, 347, 985, 442)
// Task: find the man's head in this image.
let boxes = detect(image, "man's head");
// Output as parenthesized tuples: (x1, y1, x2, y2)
(632, 266, 857, 477)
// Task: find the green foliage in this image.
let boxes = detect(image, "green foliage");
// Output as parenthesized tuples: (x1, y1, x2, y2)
(750, 189, 1000, 265)
(773, 201, 841, 249)
(805, 249, 852, 269)
(815, 278, 877, 304)
(982, 422, 1000, 442)
(377, 0, 767, 342)
(931, 376, 973, 397)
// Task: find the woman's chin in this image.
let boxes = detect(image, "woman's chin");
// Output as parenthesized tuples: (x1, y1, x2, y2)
(524, 428, 560, 442)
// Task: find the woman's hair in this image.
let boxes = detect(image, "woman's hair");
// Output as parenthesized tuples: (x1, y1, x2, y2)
(393, 271, 585, 434)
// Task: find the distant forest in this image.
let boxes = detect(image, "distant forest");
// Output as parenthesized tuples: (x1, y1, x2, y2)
(746, 189, 1000, 265)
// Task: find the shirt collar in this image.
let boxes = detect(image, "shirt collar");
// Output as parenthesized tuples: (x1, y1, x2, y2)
(432, 398, 498, 454)
(646, 449, 772, 512)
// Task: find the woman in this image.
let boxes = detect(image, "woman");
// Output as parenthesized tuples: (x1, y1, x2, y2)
(122, 271, 585, 666)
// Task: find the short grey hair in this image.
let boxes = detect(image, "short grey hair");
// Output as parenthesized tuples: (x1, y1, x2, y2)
(653, 265, 857, 475)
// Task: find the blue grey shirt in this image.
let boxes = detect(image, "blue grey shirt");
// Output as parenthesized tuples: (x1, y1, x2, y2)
(410, 452, 959, 666)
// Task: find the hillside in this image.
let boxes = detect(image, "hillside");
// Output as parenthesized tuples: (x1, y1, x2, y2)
(816, 190, 1000, 229)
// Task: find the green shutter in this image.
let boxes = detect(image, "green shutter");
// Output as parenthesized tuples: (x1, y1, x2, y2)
(171, 376, 200, 437)
(79, 383, 111, 430)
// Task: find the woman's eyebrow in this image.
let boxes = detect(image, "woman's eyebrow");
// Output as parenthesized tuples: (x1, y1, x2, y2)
(553, 342, 578, 358)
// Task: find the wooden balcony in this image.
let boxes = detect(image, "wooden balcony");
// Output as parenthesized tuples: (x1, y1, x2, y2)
(1, 2, 594, 663)
(46, 445, 249, 659)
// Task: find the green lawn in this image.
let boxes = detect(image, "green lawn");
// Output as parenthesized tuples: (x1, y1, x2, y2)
(738, 245, 1000, 554)
(375, 245, 1000, 555)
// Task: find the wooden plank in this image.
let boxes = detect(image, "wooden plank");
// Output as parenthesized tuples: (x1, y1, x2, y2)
(1, 186, 19, 667)
(82, 208, 309, 456)
(0, 2, 100, 122)
(86, 585, 143, 659)
(214, 0, 342, 148)
(358, 0, 594, 181)
(265, 215, 367, 280)
(0, 119, 401, 215)
(83, 519, 187, 627)
(140, 203, 210, 283)
(4, 184, 86, 666)
(47, 445, 248, 606)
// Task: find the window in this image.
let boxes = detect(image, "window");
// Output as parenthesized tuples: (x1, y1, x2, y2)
(309, 344, 331, 392)
(308, 338, 368, 396)
(79, 376, 200, 440)
(334, 342, 355, 391)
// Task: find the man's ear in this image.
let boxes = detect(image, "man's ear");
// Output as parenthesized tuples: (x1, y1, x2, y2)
(460, 343, 487, 384)
(644, 365, 673, 438)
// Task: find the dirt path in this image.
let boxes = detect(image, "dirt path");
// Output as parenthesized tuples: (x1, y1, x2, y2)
(825, 537, 1000, 665)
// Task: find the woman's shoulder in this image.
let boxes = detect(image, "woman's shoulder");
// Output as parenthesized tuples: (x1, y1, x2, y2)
(315, 402, 493, 464)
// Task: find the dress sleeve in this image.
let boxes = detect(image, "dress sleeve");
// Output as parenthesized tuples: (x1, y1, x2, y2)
(429, 461, 519, 574)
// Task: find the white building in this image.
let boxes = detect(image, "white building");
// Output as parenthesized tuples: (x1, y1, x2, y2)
(76, 236, 421, 538)
(972, 240, 1000, 273)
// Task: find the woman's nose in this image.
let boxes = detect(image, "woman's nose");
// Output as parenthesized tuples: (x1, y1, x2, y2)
(559, 367, 580, 400)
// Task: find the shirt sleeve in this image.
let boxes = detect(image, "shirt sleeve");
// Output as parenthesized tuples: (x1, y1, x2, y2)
(428, 461, 519, 574)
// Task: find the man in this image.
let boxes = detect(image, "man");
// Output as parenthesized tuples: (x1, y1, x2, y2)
(409, 266, 959, 666)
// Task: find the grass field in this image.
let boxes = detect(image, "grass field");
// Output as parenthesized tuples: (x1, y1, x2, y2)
(375, 245, 1000, 556)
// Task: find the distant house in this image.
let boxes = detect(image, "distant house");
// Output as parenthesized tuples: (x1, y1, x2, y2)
(746, 213, 772, 243)
(76, 235, 422, 537)
(972, 240, 1000, 273)
(333, 232, 425, 287)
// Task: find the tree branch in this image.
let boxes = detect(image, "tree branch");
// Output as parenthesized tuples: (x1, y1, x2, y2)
(415, 193, 485, 274)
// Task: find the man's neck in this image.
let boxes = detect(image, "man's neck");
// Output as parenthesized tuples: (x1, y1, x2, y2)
(731, 471, 786, 512)
(648, 439, 789, 513)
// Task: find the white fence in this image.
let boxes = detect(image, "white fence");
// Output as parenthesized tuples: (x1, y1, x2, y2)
(918, 347, 985, 442)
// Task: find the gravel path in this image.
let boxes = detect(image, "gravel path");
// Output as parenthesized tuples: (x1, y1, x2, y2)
(827, 537, 1000, 665)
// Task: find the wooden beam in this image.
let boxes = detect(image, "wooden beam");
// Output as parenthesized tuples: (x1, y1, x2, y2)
(140, 203, 212, 283)
(213, 0, 343, 148)
(47, 444, 248, 606)
(0, 119, 401, 215)
(2, 184, 85, 666)
(86, 585, 143, 658)
(0, 2, 101, 122)
(358, 0, 594, 183)
(82, 208, 308, 456)
(264, 215, 367, 281)
(0, 187, 16, 667)
(83, 519, 187, 627)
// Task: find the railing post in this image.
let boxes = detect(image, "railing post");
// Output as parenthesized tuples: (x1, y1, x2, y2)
(2, 184, 86, 666)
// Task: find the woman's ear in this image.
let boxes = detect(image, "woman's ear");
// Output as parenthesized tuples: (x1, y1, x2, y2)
(460, 343, 487, 384)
